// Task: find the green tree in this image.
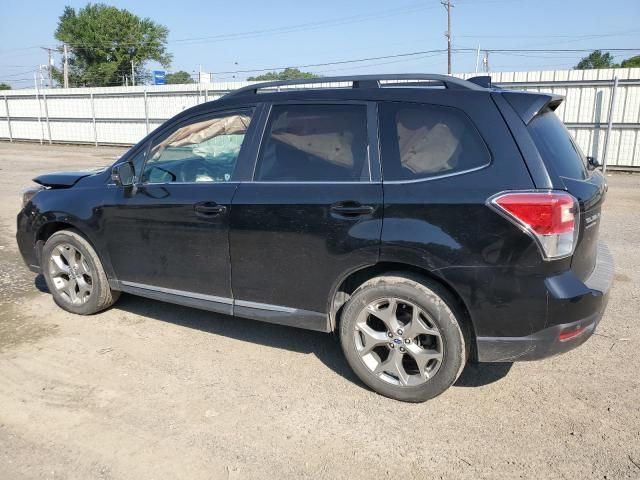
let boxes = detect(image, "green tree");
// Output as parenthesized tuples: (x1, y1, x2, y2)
(53, 3, 171, 87)
(575, 50, 618, 70)
(248, 67, 316, 81)
(621, 55, 640, 68)
(165, 70, 194, 84)
(0, 83, 11, 90)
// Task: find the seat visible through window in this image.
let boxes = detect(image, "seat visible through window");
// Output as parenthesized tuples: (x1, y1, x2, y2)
(255, 104, 369, 182)
(379, 102, 490, 181)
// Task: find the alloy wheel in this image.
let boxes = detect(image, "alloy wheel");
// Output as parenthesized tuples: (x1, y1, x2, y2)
(48, 243, 94, 305)
(354, 297, 444, 386)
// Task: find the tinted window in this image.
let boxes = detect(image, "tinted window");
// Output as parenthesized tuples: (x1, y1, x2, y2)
(142, 109, 253, 183)
(528, 109, 587, 180)
(255, 104, 369, 182)
(379, 102, 490, 181)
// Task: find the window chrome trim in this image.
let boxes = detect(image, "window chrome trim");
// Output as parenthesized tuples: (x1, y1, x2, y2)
(243, 180, 381, 185)
(382, 163, 490, 184)
(137, 181, 242, 186)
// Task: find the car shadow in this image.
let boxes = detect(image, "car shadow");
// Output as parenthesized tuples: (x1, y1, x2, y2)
(455, 361, 513, 387)
(114, 292, 366, 388)
(34, 275, 513, 391)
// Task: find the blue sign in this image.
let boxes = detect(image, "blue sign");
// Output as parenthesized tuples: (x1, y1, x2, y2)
(153, 70, 166, 85)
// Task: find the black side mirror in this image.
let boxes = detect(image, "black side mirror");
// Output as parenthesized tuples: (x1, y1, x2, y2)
(112, 162, 135, 186)
(586, 156, 601, 171)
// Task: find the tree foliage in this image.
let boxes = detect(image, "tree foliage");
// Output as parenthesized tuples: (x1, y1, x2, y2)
(621, 55, 640, 68)
(575, 50, 617, 70)
(248, 67, 316, 81)
(53, 3, 171, 87)
(166, 70, 194, 84)
(0, 83, 11, 90)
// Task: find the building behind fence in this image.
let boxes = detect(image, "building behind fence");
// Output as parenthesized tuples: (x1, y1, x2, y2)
(1, 68, 639, 169)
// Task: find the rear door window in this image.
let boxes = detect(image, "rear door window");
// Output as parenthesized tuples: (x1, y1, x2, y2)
(528, 109, 588, 180)
(379, 102, 490, 181)
(254, 104, 369, 182)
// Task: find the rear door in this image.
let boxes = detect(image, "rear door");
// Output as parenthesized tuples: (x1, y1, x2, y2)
(229, 102, 383, 330)
(527, 109, 607, 280)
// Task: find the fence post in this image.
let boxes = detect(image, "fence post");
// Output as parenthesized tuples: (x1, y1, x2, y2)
(3, 95, 12, 142)
(143, 90, 149, 134)
(42, 90, 52, 145)
(90, 92, 98, 146)
(34, 82, 44, 145)
(601, 75, 619, 174)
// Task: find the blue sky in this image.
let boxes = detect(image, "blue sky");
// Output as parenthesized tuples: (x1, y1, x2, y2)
(1, 0, 639, 87)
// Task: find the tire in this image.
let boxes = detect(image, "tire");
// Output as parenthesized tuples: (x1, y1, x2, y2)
(41, 229, 119, 315)
(339, 273, 468, 402)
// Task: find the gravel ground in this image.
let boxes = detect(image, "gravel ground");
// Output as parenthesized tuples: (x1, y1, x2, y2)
(0, 142, 638, 480)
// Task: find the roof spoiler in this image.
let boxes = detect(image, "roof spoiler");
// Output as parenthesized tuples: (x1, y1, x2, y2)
(467, 76, 492, 88)
(501, 91, 564, 125)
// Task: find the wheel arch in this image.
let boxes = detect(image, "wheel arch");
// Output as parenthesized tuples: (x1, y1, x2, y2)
(34, 220, 114, 281)
(328, 262, 477, 356)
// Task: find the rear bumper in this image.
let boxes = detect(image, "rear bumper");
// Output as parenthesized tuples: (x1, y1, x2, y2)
(476, 242, 614, 362)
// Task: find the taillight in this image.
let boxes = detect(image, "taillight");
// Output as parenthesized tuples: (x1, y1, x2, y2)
(489, 191, 579, 260)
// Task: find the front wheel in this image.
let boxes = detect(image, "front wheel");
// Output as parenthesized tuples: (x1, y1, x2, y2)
(42, 229, 119, 315)
(339, 274, 468, 402)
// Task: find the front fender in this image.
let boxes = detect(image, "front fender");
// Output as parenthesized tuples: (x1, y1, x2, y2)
(17, 186, 115, 279)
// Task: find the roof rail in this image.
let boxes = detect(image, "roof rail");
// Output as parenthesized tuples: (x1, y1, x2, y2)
(224, 73, 484, 98)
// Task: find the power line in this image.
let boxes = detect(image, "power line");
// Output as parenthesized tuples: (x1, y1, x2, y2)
(3, 47, 639, 85)
(458, 29, 640, 39)
(0, 2, 436, 55)
(207, 48, 639, 76)
(211, 49, 449, 75)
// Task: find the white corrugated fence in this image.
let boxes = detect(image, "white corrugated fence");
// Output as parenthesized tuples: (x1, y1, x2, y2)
(2, 68, 639, 169)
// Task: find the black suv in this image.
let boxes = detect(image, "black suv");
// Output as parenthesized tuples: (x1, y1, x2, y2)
(17, 74, 613, 402)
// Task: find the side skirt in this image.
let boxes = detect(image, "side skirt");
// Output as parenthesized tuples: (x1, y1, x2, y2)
(114, 280, 330, 333)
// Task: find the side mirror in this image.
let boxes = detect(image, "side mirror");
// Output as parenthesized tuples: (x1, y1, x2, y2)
(112, 162, 135, 186)
(586, 156, 601, 171)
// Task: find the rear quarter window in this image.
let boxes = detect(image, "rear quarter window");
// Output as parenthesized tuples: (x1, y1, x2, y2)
(379, 102, 490, 181)
(528, 109, 588, 180)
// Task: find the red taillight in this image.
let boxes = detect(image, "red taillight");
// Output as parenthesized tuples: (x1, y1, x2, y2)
(494, 193, 575, 235)
(489, 191, 579, 260)
(558, 325, 587, 342)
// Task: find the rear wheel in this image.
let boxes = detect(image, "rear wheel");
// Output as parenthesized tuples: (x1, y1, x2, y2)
(339, 274, 467, 402)
(42, 230, 119, 315)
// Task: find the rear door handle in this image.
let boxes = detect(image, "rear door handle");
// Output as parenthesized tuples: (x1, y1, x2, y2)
(330, 202, 375, 217)
(194, 201, 227, 216)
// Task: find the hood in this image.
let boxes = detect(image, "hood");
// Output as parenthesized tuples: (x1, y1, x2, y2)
(33, 167, 107, 188)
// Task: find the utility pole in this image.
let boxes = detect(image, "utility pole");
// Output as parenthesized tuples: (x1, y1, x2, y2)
(441, 0, 453, 74)
(131, 60, 135, 86)
(40, 47, 54, 87)
(483, 50, 490, 73)
(63, 44, 69, 89)
(475, 44, 481, 74)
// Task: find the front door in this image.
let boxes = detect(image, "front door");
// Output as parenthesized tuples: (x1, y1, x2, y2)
(229, 103, 383, 330)
(102, 108, 256, 311)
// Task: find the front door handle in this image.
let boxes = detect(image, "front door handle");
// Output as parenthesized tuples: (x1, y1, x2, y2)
(194, 201, 227, 216)
(330, 201, 375, 218)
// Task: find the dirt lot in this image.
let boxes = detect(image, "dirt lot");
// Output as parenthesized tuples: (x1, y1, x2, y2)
(0, 142, 638, 480)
